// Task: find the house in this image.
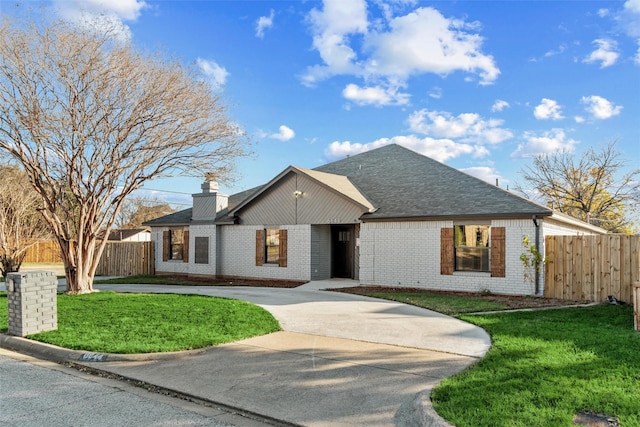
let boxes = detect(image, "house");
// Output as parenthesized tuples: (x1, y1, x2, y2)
(145, 144, 605, 295)
(104, 228, 151, 242)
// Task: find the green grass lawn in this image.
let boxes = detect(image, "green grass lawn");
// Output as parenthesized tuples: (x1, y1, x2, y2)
(344, 290, 510, 315)
(0, 291, 279, 353)
(433, 304, 639, 427)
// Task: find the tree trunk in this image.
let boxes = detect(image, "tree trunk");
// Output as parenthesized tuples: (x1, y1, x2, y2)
(59, 238, 95, 294)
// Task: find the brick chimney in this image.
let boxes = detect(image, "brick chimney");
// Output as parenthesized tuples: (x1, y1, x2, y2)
(192, 173, 228, 221)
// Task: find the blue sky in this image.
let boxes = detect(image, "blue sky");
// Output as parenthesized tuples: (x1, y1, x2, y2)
(3, 0, 639, 209)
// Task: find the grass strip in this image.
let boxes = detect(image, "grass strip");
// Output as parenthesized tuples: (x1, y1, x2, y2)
(0, 291, 279, 353)
(432, 304, 640, 427)
(349, 290, 509, 315)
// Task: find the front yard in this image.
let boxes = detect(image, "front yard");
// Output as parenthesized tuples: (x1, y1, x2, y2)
(342, 287, 639, 427)
(1, 277, 638, 425)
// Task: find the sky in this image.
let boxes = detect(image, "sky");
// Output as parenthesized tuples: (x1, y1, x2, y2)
(2, 0, 639, 211)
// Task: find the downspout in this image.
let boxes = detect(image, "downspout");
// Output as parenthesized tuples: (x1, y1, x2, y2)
(532, 215, 540, 296)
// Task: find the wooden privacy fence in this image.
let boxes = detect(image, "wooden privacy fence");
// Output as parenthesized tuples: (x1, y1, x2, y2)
(24, 241, 62, 263)
(95, 241, 155, 277)
(544, 235, 640, 303)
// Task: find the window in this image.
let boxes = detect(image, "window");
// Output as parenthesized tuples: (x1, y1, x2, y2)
(169, 229, 184, 260)
(163, 228, 188, 262)
(454, 225, 490, 272)
(255, 229, 287, 267)
(194, 237, 209, 264)
(265, 228, 280, 264)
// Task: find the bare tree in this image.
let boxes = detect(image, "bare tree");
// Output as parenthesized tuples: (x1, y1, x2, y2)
(0, 17, 247, 293)
(115, 196, 176, 229)
(516, 141, 639, 233)
(0, 164, 52, 278)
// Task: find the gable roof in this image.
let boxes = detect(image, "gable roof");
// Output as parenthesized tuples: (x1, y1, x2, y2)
(314, 144, 552, 220)
(146, 144, 554, 226)
(228, 165, 375, 216)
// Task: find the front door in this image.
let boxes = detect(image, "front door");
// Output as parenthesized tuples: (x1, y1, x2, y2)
(331, 225, 354, 278)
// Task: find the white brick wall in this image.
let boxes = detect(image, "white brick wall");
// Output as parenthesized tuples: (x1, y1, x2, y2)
(218, 224, 312, 281)
(359, 219, 540, 295)
(152, 227, 190, 275)
(188, 224, 218, 276)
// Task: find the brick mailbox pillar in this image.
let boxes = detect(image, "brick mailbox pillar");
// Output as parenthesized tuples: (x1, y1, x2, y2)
(6, 271, 58, 337)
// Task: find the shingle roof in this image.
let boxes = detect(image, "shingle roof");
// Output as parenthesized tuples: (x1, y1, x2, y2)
(313, 144, 551, 220)
(143, 186, 263, 226)
(146, 144, 552, 225)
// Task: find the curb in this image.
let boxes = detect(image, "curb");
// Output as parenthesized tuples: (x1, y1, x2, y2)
(0, 333, 207, 363)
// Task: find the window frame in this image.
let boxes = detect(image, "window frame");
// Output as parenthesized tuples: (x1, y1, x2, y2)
(264, 228, 280, 264)
(453, 224, 491, 273)
(169, 228, 184, 261)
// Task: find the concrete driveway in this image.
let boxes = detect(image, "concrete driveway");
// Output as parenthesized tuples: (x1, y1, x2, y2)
(2, 278, 491, 426)
(94, 279, 490, 358)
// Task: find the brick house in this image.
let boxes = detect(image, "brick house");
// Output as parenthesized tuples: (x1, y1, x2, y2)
(145, 144, 605, 295)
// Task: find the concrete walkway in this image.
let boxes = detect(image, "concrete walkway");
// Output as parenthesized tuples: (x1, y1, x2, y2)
(1, 279, 492, 426)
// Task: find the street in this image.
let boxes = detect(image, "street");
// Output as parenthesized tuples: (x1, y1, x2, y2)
(0, 348, 272, 427)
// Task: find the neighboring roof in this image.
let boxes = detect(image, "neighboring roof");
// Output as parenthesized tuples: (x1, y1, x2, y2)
(228, 166, 375, 216)
(103, 228, 150, 241)
(548, 211, 608, 234)
(314, 144, 552, 220)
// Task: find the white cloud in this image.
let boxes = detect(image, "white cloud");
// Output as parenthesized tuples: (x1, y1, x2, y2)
(511, 129, 578, 158)
(428, 86, 442, 99)
(303, 2, 500, 93)
(270, 125, 296, 141)
(324, 135, 486, 162)
(256, 9, 275, 39)
(581, 95, 623, 119)
(491, 99, 510, 112)
(52, 0, 148, 41)
(302, 0, 368, 86)
(583, 38, 619, 68)
(408, 109, 513, 145)
(534, 98, 564, 120)
(598, 8, 610, 17)
(342, 83, 410, 106)
(196, 58, 229, 87)
(626, 0, 640, 13)
(363, 7, 500, 85)
(544, 43, 568, 58)
(574, 116, 585, 123)
(460, 166, 504, 185)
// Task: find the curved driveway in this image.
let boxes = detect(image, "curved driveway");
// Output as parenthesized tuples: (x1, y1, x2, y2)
(96, 279, 490, 358)
(64, 279, 494, 426)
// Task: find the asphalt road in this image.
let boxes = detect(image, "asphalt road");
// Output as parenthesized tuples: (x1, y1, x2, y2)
(0, 348, 274, 427)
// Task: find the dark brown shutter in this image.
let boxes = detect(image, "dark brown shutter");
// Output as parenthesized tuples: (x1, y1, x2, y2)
(440, 228, 454, 275)
(255, 229, 264, 266)
(162, 230, 169, 262)
(183, 230, 189, 263)
(278, 229, 288, 267)
(491, 227, 506, 277)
